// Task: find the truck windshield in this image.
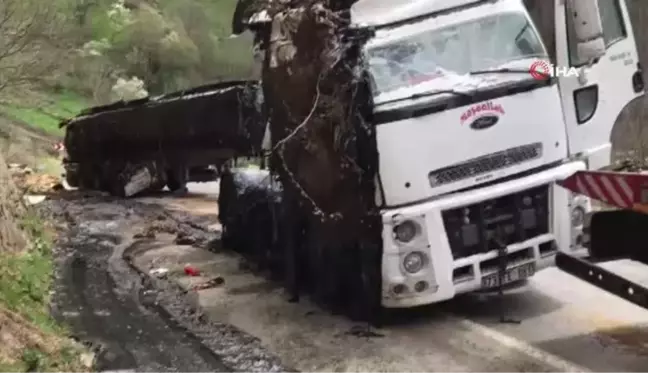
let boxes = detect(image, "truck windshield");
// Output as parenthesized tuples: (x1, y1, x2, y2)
(367, 12, 546, 96)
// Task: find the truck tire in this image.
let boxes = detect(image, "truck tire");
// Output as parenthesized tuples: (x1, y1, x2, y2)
(218, 169, 241, 251)
(63, 165, 80, 188)
(218, 168, 281, 257)
(101, 161, 127, 196)
(356, 244, 384, 326)
(166, 167, 188, 193)
(77, 162, 99, 190)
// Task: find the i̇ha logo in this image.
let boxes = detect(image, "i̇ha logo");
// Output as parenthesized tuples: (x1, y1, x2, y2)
(529, 60, 551, 80)
(529, 60, 579, 80)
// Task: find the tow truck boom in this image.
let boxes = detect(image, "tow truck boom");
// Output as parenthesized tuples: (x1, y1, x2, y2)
(557, 169, 648, 310)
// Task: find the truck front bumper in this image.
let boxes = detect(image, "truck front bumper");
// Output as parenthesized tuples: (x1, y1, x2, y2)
(380, 161, 587, 308)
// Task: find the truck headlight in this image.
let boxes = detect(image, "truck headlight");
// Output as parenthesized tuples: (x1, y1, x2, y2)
(571, 205, 585, 227)
(403, 251, 426, 274)
(393, 220, 419, 243)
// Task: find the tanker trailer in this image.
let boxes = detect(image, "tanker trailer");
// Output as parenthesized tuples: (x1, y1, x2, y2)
(61, 79, 265, 197)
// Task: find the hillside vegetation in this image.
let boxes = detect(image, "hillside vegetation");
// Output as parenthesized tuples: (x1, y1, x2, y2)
(0, 1, 253, 370)
(0, 0, 254, 138)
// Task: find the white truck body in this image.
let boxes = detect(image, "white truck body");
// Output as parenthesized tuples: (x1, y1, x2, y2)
(348, 0, 644, 307)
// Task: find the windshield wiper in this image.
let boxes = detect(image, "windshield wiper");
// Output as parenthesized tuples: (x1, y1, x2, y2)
(469, 67, 550, 80)
(514, 22, 531, 43)
(381, 89, 472, 105)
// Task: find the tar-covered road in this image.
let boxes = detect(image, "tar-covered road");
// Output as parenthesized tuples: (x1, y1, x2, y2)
(44, 182, 648, 372)
(44, 194, 233, 372)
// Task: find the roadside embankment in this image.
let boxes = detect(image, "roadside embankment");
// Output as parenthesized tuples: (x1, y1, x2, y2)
(0, 153, 90, 371)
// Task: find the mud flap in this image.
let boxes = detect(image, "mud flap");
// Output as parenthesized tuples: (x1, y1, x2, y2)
(115, 162, 164, 197)
(555, 209, 648, 310)
(587, 209, 648, 263)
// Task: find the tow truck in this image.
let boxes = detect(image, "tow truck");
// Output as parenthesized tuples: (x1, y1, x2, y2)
(556, 168, 648, 311)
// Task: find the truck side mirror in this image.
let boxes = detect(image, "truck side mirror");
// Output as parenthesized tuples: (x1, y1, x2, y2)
(567, 0, 606, 63)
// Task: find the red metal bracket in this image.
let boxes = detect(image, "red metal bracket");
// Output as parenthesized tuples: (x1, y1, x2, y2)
(558, 170, 648, 212)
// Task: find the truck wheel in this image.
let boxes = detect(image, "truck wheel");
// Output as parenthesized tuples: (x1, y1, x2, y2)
(110, 180, 126, 198)
(221, 225, 235, 250)
(64, 169, 80, 188)
(166, 167, 188, 193)
(346, 244, 384, 325)
(78, 163, 100, 190)
(150, 183, 165, 193)
(101, 162, 126, 196)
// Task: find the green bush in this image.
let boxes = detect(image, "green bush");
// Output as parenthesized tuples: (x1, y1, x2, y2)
(68, 0, 255, 98)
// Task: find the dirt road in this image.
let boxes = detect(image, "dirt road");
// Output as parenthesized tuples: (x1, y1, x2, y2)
(46, 183, 648, 372)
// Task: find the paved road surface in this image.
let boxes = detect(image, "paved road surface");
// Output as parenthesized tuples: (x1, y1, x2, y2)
(170, 181, 648, 371)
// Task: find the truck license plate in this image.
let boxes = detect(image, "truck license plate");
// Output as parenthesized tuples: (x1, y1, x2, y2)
(481, 263, 535, 289)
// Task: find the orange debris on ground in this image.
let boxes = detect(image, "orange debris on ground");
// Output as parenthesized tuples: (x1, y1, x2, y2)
(8, 164, 62, 194)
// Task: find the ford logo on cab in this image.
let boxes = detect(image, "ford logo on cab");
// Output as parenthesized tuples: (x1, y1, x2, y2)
(470, 115, 498, 130)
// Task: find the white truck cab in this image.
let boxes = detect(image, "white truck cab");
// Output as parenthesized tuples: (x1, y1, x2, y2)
(349, 0, 645, 307)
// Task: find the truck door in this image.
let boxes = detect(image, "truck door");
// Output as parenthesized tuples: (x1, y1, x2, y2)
(555, 0, 644, 169)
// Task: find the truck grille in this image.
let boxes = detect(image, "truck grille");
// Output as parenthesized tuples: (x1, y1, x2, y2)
(441, 185, 550, 260)
(428, 143, 543, 187)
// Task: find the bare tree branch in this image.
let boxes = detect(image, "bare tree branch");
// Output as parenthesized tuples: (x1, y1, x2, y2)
(0, 0, 67, 101)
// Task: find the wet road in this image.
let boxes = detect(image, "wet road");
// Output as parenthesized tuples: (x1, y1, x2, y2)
(176, 181, 648, 372)
(45, 195, 231, 372)
(444, 266, 648, 371)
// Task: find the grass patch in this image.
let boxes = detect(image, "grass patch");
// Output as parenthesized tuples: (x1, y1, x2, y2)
(0, 210, 90, 371)
(36, 157, 65, 178)
(0, 343, 85, 373)
(0, 213, 57, 331)
(0, 91, 88, 137)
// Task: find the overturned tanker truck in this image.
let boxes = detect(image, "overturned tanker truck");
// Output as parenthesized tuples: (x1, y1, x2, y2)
(60, 80, 265, 197)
